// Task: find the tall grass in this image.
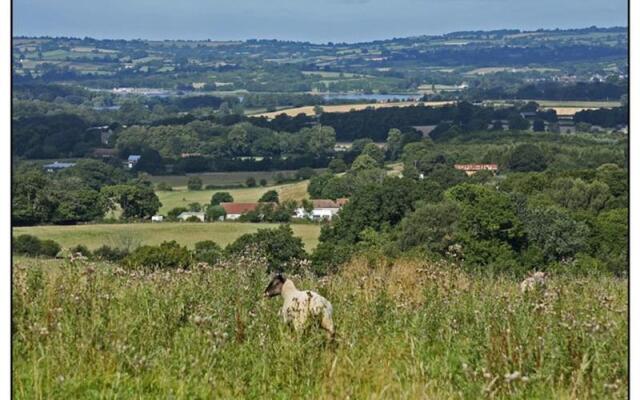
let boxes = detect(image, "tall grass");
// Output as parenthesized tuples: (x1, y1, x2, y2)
(12, 256, 627, 399)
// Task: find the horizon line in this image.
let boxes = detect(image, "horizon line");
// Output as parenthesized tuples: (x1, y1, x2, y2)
(12, 25, 629, 46)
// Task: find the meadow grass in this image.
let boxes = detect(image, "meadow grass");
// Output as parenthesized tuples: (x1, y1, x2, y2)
(12, 222, 322, 251)
(12, 255, 627, 399)
(156, 180, 310, 214)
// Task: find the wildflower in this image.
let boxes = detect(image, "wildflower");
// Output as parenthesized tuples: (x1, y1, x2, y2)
(504, 371, 521, 382)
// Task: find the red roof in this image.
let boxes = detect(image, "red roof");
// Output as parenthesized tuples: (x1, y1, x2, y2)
(220, 202, 260, 215)
(454, 164, 498, 171)
(312, 199, 340, 209)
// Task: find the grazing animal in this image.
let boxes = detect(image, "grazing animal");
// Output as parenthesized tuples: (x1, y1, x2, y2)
(520, 271, 548, 294)
(264, 273, 335, 337)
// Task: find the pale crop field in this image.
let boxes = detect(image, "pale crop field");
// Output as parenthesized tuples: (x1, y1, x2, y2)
(13, 222, 321, 251)
(156, 180, 310, 213)
(12, 256, 627, 399)
(251, 101, 454, 119)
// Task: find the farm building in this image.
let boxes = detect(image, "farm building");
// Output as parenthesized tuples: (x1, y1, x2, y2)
(151, 215, 164, 222)
(177, 212, 206, 222)
(220, 202, 261, 220)
(43, 161, 76, 172)
(454, 164, 498, 176)
(294, 198, 349, 221)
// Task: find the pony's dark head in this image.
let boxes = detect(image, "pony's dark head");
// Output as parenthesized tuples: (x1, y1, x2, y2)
(264, 273, 286, 297)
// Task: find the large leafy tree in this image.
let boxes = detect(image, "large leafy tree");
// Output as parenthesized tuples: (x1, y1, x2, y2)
(12, 169, 56, 226)
(507, 144, 547, 172)
(226, 225, 307, 272)
(102, 184, 161, 219)
(210, 192, 234, 206)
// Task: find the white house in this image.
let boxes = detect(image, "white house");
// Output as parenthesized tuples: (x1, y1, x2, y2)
(294, 198, 348, 221)
(127, 155, 141, 169)
(177, 211, 206, 222)
(151, 215, 164, 222)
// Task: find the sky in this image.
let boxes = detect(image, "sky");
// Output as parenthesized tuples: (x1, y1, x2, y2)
(13, 0, 628, 43)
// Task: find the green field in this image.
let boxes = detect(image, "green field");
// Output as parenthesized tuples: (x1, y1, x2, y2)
(156, 180, 310, 214)
(148, 170, 324, 189)
(13, 222, 321, 251)
(12, 256, 628, 398)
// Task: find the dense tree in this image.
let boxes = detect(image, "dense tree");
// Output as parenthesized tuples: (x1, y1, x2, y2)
(187, 177, 203, 191)
(507, 144, 547, 172)
(350, 154, 379, 172)
(328, 158, 347, 173)
(508, 114, 531, 131)
(259, 190, 279, 203)
(397, 200, 460, 255)
(210, 192, 234, 206)
(521, 206, 589, 262)
(308, 173, 333, 199)
(532, 119, 546, 132)
(205, 205, 226, 221)
(361, 143, 385, 167)
(133, 148, 166, 175)
(386, 128, 403, 161)
(102, 184, 162, 219)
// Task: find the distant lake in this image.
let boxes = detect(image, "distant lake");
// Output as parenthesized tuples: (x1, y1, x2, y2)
(322, 93, 422, 102)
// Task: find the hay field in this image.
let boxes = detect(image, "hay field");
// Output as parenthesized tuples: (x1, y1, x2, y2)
(13, 222, 321, 251)
(12, 256, 627, 398)
(251, 101, 454, 119)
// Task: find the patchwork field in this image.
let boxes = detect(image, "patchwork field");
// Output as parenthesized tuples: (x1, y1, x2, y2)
(251, 101, 454, 119)
(12, 256, 628, 398)
(155, 180, 310, 213)
(13, 222, 321, 251)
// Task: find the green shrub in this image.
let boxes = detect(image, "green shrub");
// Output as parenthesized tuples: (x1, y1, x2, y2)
(187, 177, 203, 191)
(185, 215, 202, 222)
(258, 190, 279, 203)
(193, 240, 223, 265)
(123, 241, 192, 269)
(226, 225, 307, 272)
(70, 244, 91, 257)
(245, 177, 257, 187)
(93, 245, 129, 262)
(37, 240, 61, 258)
(328, 158, 347, 173)
(156, 182, 173, 191)
(13, 235, 42, 256)
(13, 234, 61, 258)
